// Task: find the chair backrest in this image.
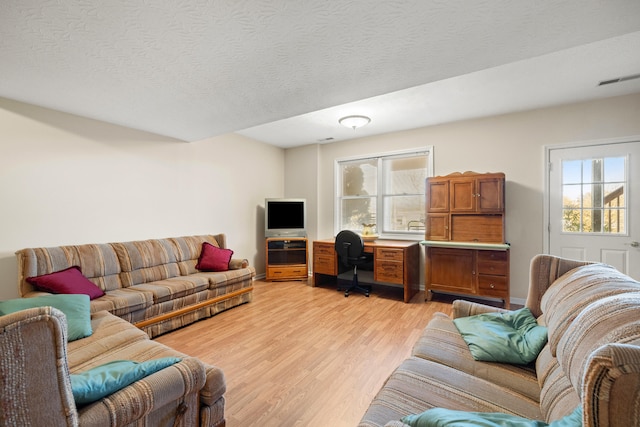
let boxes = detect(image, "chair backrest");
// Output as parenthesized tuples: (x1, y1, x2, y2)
(335, 230, 365, 267)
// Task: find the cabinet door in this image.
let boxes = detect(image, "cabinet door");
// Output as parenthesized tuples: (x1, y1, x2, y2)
(449, 178, 476, 212)
(426, 179, 449, 212)
(477, 177, 504, 212)
(428, 247, 475, 293)
(425, 214, 449, 240)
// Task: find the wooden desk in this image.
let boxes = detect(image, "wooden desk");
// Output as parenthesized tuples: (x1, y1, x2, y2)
(312, 239, 421, 303)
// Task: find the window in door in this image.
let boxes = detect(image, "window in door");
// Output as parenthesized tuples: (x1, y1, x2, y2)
(561, 156, 626, 234)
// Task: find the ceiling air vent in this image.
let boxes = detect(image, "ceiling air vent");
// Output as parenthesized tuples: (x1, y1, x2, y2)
(598, 73, 640, 86)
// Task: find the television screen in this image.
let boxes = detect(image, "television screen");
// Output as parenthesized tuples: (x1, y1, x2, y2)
(265, 199, 306, 237)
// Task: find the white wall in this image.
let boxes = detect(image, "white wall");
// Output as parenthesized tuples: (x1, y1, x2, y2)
(284, 144, 320, 240)
(3, 94, 639, 303)
(0, 97, 285, 300)
(286, 93, 640, 303)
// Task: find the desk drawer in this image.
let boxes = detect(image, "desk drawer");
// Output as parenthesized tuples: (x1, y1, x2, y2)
(375, 261, 403, 284)
(375, 247, 404, 262)
(314, 255, 336, 275)
(314, 243, 335, 256)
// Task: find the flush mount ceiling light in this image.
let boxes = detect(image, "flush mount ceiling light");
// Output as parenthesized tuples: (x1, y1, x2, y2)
(339, 115, 371, 130)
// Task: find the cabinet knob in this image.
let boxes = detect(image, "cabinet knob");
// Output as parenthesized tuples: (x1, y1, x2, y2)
(490, 283, 495, 289)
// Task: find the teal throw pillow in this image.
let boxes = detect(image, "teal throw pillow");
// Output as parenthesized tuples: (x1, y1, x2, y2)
(453, 307, 548, 364)
(401, 406, 582, 427)
(0, 294, 92, 341)
(70, 357, 181, 405)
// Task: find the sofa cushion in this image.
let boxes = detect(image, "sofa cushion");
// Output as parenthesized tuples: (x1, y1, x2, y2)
(112, 239, 181, 287)
(196, 242, 233, 272)
(89, 287, 154, 317)
(70, 357, 181, 405)
(27, 266, 105, 300)
(358, 356, 542, 427)
(412, 313, 540, 401)
(536, 346, 580, 423)
(17, 244, 123, 295)
(453, 308, 548, 365)
(195, 267, 256, 290)
(171, 235, 222, 275)
(0, 294, 92, 341)
(556, 293, 640, 391)
(67, 311, 150, 370)
(128, 275, 210, 304)
(540, 263, 640, 356)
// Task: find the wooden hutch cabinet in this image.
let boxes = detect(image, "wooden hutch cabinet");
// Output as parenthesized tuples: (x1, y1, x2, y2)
(424, 171, 510, 308)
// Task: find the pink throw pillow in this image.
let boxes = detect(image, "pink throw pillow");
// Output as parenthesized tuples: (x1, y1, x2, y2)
(196, 242, 233, 272)
(27, 266, 105, 300)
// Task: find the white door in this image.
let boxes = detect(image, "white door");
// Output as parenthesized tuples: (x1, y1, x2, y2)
(548, 140, 640, 280)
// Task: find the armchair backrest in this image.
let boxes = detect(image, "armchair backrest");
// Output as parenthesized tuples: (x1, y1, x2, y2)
(0, 307, 78, 426)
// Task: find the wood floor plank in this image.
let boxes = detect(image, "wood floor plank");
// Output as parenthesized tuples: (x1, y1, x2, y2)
(155, 278, 453, 427)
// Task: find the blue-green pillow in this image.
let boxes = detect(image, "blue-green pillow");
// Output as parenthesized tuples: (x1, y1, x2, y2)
(401, 406, 582, 427)
(70, 357, 181, 405)
(0, 294, 92, 341)
(453, 307, 548, 364)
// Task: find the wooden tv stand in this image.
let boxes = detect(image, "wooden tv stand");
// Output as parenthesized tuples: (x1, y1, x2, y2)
(312, 239, 421, 303)
(265, 237, 309, 281)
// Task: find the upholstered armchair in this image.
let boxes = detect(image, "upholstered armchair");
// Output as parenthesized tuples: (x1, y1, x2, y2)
(0, 306, 78, 426)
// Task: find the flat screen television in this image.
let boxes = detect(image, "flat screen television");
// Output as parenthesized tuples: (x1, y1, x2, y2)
(265, 198, 307, 238)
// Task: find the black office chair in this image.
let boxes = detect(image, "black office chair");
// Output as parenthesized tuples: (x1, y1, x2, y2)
(334, 230, 373, 297)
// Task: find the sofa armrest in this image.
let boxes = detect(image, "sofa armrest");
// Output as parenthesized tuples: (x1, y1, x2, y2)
(583, 343, 640, 427)
(77, 357, 206, 425)
(229, 258, 249, 270)
(452, 300, 510, 319)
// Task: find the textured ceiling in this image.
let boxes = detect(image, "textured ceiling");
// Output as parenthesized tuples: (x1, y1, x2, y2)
(1, 1, 640, 148)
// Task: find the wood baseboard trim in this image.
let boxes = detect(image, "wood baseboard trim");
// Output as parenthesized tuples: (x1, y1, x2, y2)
(134, 286, 253, 329)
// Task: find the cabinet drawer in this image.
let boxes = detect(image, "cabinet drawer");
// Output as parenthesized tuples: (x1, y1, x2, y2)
(478, 275, 508, 296)
(477, 250, 507, 262)
(375, 261, 403, 284)
(267, 266, 308, 279)
(314, 255, 336, 275)
(375, 247, 404, 262)
(477, 251, 508, 275)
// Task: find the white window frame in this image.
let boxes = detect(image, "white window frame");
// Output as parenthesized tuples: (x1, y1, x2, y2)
(334, 147, 433, 240)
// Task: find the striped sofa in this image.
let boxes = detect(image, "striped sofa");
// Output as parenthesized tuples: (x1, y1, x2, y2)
(359, 254, 640, 427)
(16, 234, 255, 338)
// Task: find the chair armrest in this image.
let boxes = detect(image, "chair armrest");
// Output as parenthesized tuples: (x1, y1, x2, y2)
(452, 300, 510, 319)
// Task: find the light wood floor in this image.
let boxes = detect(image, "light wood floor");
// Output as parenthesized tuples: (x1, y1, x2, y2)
(155, 279, 453, 427)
